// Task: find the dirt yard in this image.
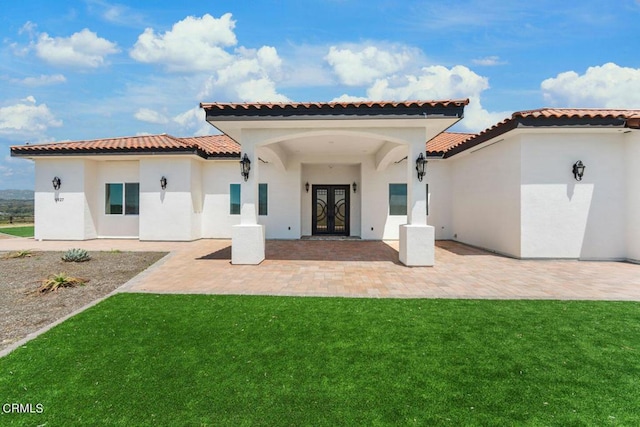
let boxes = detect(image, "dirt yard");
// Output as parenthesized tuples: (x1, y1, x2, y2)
(0, 250, 166, 352)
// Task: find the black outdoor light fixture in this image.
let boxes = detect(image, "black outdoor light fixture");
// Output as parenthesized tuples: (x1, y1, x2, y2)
(416, 153, 427, 182)
(160, 176, 167, 190)
(240, 153, 251, 181)
(305, 182, 309, 193)
(52, 176, 61, 190)
(572, 160, 586, 181)
(352, 182, 357, 193)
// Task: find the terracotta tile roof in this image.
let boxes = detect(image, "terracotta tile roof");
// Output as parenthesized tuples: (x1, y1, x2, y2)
(426, 132, 475, 155)
(11, 132, 472, 158)
(10, 134, 240, 158)
(513, 108, 640, 120)
(11, 134, 191, 153)
(445, 108, 640, 158)
(179, 135, 240, 157)
(200, 99, 469, 111)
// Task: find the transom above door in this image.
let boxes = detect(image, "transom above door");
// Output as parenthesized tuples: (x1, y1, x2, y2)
(312, 185, 350, 236)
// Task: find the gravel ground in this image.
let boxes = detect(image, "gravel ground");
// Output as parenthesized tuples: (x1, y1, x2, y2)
(0, 250, 166, 352)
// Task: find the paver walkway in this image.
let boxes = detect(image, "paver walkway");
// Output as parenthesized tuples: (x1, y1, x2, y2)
(1, 237, 639, 300)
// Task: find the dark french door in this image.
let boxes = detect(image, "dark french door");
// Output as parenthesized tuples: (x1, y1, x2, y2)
(312, 185, 350, 236)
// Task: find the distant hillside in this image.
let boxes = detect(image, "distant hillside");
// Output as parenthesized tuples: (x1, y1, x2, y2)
(0, 189, 34, 200)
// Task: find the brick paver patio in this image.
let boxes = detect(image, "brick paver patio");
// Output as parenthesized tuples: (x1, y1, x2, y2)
(1, 236, 639, 300)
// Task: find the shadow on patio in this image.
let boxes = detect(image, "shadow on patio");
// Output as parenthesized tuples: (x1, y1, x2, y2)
(197, 240, 402, 263)
(435, 240, 498, 256)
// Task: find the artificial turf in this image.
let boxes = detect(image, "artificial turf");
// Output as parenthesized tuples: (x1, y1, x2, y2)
(0, 294, 639, 425)
(0, 226, 34, 238)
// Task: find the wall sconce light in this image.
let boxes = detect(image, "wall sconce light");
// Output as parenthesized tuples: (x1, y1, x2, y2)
(352, 182, 357, 193)
(52, 176, 61, 190)
(160, 176, 167, 190)
(572, 160, 586, 181)
(240, 153, 251, 182)
(305, 182, 309, 193)
(416, 153, 427, 182)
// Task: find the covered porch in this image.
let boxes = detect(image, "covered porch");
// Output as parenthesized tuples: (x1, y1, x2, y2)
(201, 100, 468, 266)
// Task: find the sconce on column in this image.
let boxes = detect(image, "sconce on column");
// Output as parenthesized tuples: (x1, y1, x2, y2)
(415, 153, 427, 182)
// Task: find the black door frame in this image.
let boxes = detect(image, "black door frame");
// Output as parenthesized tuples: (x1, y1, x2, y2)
(312, 185, 350, 236)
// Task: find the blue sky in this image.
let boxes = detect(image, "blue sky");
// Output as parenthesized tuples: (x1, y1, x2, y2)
(1, 0, 640, 189)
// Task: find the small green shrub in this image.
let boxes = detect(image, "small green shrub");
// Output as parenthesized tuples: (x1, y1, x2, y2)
(61, 248, 91, 262)
(37, 273, 87, 293)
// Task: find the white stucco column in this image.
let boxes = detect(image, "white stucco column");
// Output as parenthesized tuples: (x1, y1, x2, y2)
(232, 139, 265, 264)
(399, 132, 435, 266)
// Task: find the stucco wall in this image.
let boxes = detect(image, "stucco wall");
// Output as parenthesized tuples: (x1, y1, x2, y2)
(96, 161, 139, 238)
(450, 136, 522, 257)
(626, 131, 640, 262)
(201, 161, 241, 238)
(520, 132, 626, 260)
(83, 160, 98, 239)
(425, 160, 452, 240)
(139, 157, 201, 241)
(34, 158, 93, 240)
(259, 161, 301, 239)
(359, 156, 406, 240)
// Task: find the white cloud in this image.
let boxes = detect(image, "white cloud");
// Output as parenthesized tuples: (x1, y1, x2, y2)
(130, 13, 237, 72)
(541, 63, 640, 108)
(461, 97, 511, 132)
(339, 64, 509, 132)
(17, 74, 66, 86)
(0, 97, 62, 141)
(134, 108, 169, 124)
(19, 21, 37, 37)
(330, 94, 368, 103)
(129, 13, 289, 103)
(33, 28, 119, 68)
(173, 107, 212, 136)
(199, 46, 290, 102)
(366, 65, 489, 100)
(471, 56, 506, 66)
(325, 45, 420, 86)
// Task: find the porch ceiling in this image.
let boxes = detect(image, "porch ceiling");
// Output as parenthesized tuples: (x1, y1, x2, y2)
(270, 134, 386, 157)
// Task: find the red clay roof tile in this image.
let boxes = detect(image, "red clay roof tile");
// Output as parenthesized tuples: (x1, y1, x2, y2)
(200, 99, 469, 111)
(11, 132, 473, 158)
(11, 107, 640, 159)
(426, 132, 474, 154)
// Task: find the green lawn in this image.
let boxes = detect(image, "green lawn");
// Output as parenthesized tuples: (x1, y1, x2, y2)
(0, 225, 34, 237)
(1, 294, 639, 426)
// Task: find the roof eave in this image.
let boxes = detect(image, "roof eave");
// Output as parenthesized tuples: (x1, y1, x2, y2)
(10, 147, 204, 158)
(201, 100, 468, 122)
(444, 115, 631, 158)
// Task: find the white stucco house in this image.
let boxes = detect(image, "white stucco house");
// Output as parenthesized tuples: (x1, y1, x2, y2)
(10, 100, 640, 266)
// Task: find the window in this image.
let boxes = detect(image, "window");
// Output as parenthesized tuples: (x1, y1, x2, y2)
(105, 183, 139, 215)
(230, 184, 240, 215)
(259, 183, 268, 216)
(389, 184, 407, 215)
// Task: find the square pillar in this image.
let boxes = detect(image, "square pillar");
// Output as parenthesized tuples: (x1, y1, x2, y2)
(399, 224, 435, 266)
(232, 143, 265, 264)
(232, 224, 265, 264)
(399, 136, 434, 266)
